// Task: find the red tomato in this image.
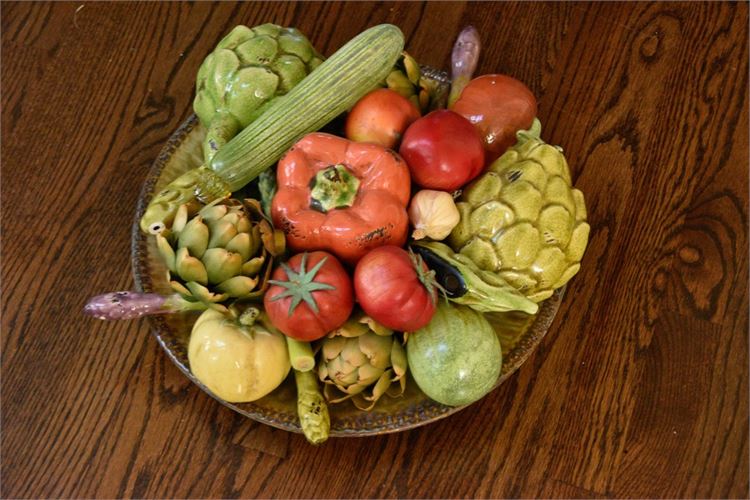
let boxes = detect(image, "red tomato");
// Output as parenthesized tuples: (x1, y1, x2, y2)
(451, 74, 537, 163)
(354, 246, 438, 332)
(398, 110, 485, 191)
(346, 88, 421, 149)
(264, 251, 353, 341)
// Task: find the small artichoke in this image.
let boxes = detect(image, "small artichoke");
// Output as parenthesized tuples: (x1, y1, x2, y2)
(448, 119, 590, 302)
(155, 199, 284, 311)
(194, 23, 324, 162)
(317, 312, 407, 410)
(385, 52, 449, 112)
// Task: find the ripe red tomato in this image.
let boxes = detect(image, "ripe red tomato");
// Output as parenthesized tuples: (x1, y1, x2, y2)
(354, 246, 438, 332)
(451, 74, 537, 163)
(346, 88, 421, 149)
(264, 251, 353, 341)
(398, 110, 485, 191)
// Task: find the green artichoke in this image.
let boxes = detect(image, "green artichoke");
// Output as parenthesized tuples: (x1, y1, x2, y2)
(194, 23, 324, 162)
(385, 52, 449, 112)
(317, 312, 407, 410)
(448, 119, 590, 302)
(155, 199, 284, 311)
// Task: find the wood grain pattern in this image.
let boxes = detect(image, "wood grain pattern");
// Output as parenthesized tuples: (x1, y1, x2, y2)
(1, 1, 747, 498)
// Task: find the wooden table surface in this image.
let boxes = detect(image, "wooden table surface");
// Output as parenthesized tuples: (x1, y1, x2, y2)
(1, 2, 748, 498)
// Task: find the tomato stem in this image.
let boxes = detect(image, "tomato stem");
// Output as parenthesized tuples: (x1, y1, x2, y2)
(268, 253, 336, 316)
(408, 248, 447, 306)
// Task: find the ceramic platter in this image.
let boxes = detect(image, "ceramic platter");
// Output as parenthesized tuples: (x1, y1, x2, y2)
(132, 114, 564, 437)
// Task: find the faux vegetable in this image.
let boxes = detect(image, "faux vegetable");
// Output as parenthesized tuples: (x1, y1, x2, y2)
(447, 26, 481, 108)
(345, 88, 420, 149)
(353, 246, 440, 332)
(399, 110, 485, 191)
(317, 312, 407, 410)
(448, 119, 589, 302)
(258, 169, 278, 219)
(451, 74, 537, 163)
(84, 291, 208, 320)
(271, 133, 411, 263)
(140, 24, 405, 234)
(286, 337, 316, 372)
(408, 189, 460, 241)
(410, 241, 539, 315)
(188, 307, 290, 403)
(278, 318, 330, 443)
(294, 368, 330, 444)
(155, 199, 284, 311)
(264, 251, 353, 341)
(194, 24, 324, 163)
(385, 51, 449, 112)
(406, 301, 501, 406)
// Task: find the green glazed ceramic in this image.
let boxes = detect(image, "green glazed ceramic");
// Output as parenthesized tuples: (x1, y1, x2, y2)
(448, 119, 590, 303)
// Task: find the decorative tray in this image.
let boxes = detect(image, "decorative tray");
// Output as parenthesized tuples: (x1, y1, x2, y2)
(132, 115, 565, 436)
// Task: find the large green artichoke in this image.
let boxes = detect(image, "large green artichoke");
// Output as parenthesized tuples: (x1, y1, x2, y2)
(448, 119, 590, 302)
(155, 199, 284, 311)
(317, 312, 407, 410)
(193, 23, 324, 162)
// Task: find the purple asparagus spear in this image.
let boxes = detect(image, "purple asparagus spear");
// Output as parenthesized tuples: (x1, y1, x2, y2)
(448, 26, 481, 108)
(84, 291, 207, 320)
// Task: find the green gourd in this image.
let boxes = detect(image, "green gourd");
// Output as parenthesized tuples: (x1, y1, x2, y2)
(407, 302, 502, 407)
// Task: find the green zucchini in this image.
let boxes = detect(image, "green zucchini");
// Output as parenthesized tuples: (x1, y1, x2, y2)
(141, 24, 405, 234)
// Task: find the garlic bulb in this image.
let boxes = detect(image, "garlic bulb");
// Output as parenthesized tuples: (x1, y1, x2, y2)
(408, 190, 460, 241)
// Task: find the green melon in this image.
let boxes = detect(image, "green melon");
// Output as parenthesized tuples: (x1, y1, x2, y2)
(407, 302, 502, 406)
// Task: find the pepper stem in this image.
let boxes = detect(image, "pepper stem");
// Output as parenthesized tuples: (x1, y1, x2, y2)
(238, 307, 260, 326)
(309, 164, 361, 213)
